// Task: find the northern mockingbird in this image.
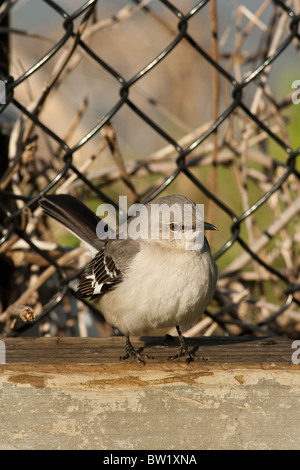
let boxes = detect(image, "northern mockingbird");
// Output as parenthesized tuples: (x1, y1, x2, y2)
(40, 194, 218, 364)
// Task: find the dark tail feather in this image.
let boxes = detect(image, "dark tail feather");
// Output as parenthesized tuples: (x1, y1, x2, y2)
(39, 194, 104, 252)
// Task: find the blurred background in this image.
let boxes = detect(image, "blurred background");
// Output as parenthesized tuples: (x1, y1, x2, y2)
(0, 0, 299, 340)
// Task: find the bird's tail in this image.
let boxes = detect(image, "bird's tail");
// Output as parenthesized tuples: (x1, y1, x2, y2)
(39, 194, 104, 254)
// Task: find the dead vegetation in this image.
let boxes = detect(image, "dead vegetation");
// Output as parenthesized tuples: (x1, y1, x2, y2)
(0, 0, 299, 339)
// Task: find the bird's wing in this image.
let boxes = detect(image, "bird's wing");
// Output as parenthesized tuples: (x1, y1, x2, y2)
(75, 248, 122, 299)
(75, 238, 141, 300)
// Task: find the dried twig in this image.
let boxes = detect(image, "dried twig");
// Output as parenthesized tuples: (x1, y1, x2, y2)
(221, 197, 300, 278)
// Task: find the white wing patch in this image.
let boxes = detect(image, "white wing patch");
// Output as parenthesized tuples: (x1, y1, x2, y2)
(75, 249, 122, 300)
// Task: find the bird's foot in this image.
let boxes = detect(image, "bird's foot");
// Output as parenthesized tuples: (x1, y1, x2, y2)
(168, 347, 194, 365)
(168, 346, 208, 364)
(119, 335, 147, 365)
(167, 325, 207, 364)
(167, 326, 194, 364)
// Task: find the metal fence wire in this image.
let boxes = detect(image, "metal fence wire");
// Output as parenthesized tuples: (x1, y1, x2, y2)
(0, 0, 300, 339)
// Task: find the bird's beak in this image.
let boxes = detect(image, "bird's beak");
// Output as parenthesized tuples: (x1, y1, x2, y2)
(204, 222, 218, 231)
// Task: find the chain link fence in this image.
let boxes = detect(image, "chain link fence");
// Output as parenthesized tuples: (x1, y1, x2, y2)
(0, 0, 299, 340)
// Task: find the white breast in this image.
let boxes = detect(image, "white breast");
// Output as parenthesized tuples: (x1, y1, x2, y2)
(99, 241, 217, 335)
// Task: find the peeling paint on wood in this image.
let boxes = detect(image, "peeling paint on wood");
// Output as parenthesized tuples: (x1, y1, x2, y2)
(0, 336, 299, 450)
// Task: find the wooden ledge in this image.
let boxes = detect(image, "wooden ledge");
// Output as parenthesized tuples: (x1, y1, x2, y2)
(1, 336, 300, 450)
(0, 335, 296, 367)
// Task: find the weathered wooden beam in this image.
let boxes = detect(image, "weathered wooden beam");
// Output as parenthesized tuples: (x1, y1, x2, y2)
(0, 336, 299, 450)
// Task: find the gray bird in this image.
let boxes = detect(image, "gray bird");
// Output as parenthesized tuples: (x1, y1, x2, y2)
(40, 194, 218, 364)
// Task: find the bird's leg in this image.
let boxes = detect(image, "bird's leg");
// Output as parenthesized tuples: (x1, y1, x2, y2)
(119, 335, 146, 365)
(168, 325, 194, 364)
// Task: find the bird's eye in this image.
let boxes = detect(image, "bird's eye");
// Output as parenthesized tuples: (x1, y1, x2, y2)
(169, 223, 178, 232)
